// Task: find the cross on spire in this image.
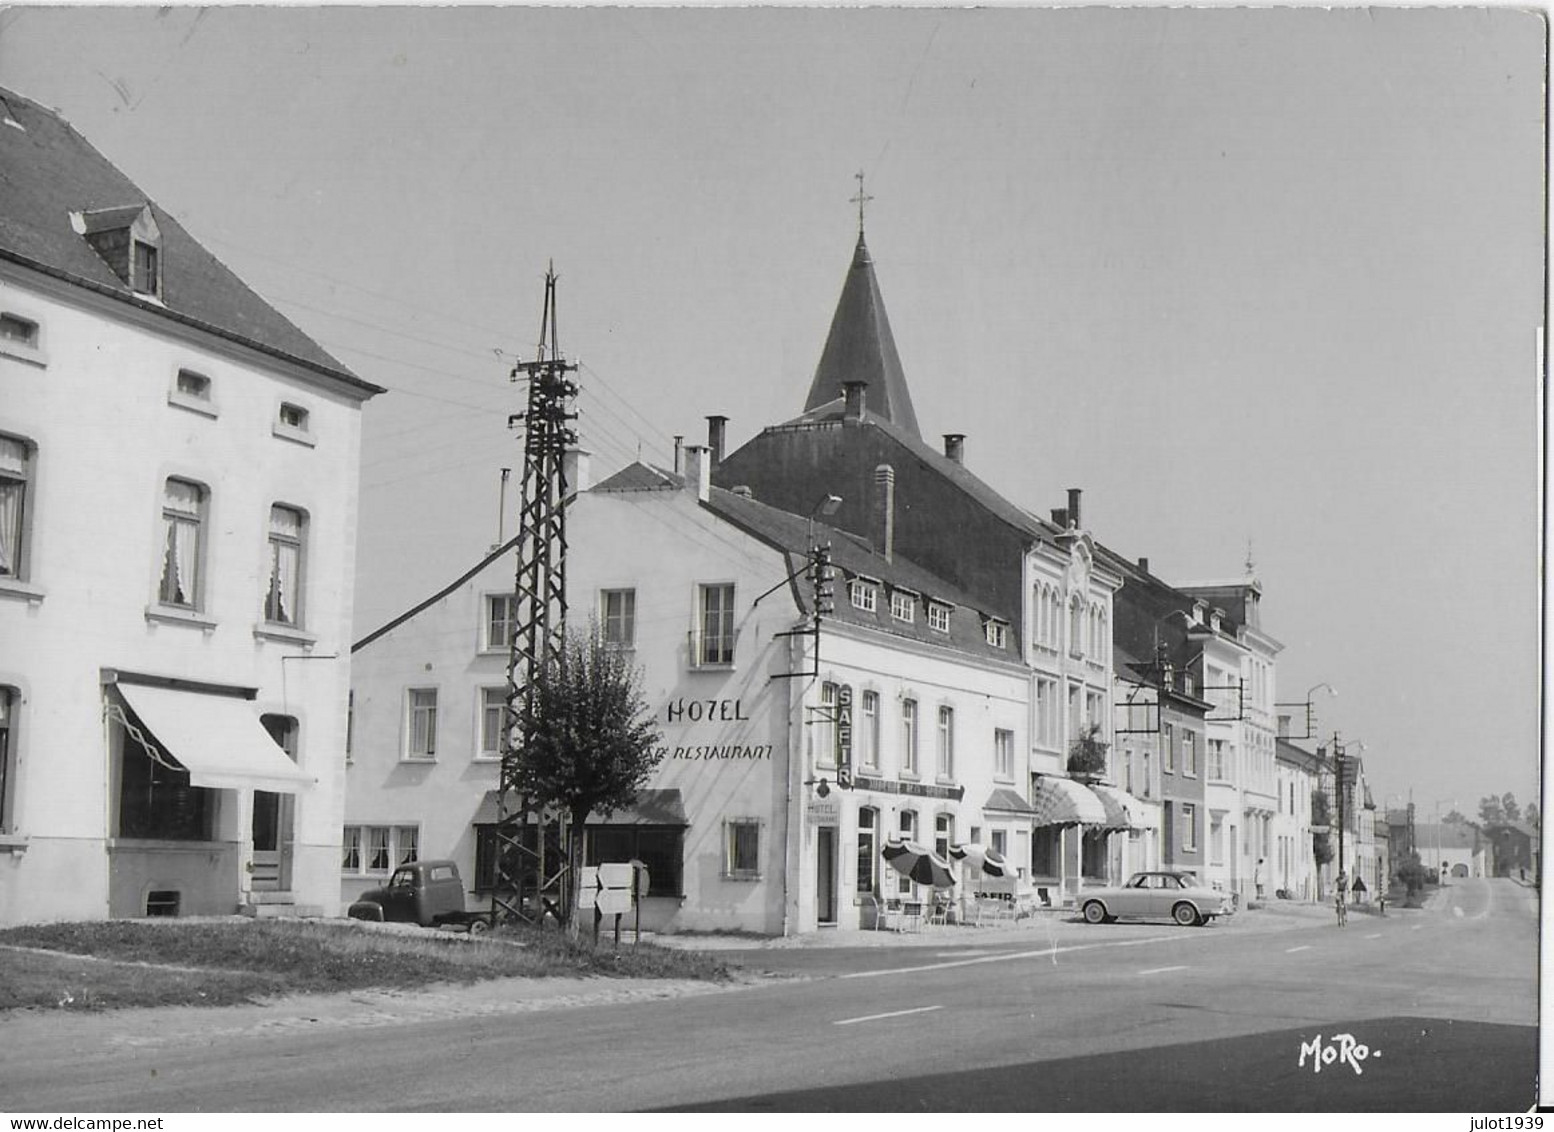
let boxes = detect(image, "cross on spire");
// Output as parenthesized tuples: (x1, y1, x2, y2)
(850, 169, 873, 238)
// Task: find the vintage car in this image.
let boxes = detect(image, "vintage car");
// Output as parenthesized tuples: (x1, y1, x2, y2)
(347, 858, 492, 932)
(1079, 871, 1235, 927)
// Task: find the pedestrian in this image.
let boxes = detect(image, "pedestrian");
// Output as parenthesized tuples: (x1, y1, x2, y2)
(1334, 871, 1348, 927)
(1254, 859, 1265, 902)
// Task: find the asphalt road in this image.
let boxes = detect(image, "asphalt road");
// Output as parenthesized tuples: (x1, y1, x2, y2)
(0, 878, 1536, 1112)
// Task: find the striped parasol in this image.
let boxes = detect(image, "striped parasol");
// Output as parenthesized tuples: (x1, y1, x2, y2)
(881, 838, 956, 889)
(948, 843, 1011, 879)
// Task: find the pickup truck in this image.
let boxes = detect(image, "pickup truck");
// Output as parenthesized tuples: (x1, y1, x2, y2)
(347, 859, 493, 933)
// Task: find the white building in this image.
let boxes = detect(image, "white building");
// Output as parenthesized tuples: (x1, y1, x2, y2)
(0, 87, 381, 924)
(348, 451, 1033, 934)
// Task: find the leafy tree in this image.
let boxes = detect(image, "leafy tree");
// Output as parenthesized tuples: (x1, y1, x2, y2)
(1479, 795, 1506, 826)
(1501, 793, 1521, 823)
(1442, 809, 1469, 825)
(1311, 789, 1334, 867)
(1067, 723, 1110, 781)
(512, 626, 664, 927)
(1395, 852, 1431, 901)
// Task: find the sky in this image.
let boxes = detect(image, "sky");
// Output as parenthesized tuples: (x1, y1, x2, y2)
(0, 6, 1542, 815)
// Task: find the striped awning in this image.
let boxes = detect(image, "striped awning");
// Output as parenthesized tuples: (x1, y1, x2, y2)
(1089, 783, 1156, 831)
(1029, 776, 1109, 828)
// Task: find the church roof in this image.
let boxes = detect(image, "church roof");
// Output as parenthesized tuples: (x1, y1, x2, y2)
(803, 235, 921, 439)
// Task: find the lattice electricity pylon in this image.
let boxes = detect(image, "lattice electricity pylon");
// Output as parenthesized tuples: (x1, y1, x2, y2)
(491, 265, 578, 926)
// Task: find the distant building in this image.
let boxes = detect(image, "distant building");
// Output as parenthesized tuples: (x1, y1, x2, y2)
(0, 87, 382, 924)
(1409, 823, 1484, 880)
(1275, 738, 1324, 900)
(1484, 821, 1538, 881)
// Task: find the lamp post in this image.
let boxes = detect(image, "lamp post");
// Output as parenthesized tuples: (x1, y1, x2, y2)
(1433, 798, 1458, 885)
(1276, 682, 1337, 740)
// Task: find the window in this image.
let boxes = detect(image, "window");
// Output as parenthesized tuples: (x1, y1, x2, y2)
(935, 813, 953, 862)
(811, 682, 838, 767)
(279, 403, 309, 431)
(176, 369, 211, 400)
(1183, 731, 1197, 777)
(0, 435, 33, 581)
(890, 589, 915, 623)
(1124, 746, 1135, 793)
(900, 698, 918, 775)
(1069, 598, 1085, 657)
(601, 589, 636, 648)
(406, 689, 437, 760)
(478, 686, 505, 758)
(1182, 804, 1197, 851)
(990, 828, 1007, 857)
(1141, 748, 1153, 799)
(157, 478, 205, 609)
(264, 505, 305, 626)
(0, 313, 37, 346)
(0, 687, 14, 832)
(696, 583, 736, 666)
(897, 810, 918, 894)
(859, 690, 880, 770)
(485, 594, 516, 652)
(1035, 678, 1058, 749)
(856, 807, 879, 894)
(115, 704, 214, 841)
(994, 728, 1014, 780)
(1162, 722, 1176, 773)
(985, 619, 1007, 649)
(1209, 739, 1228, 781)
(132, 240, 159, 296)
(936, 706, 954, 778)
(724, 819, 761, 879)
(849, 578, 877, 612)
(1211, 815, 1225, 866)
(927, 603, 951, 633)
(1032, 826, 1059, 877)
(341, 825, 419, 875)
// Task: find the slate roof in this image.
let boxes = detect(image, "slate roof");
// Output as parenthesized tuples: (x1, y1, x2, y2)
(802, 235, 921, 439)
(0, 86, 378, 393)
(702, 484, 1018, 664)
(591, 461, 681, 493)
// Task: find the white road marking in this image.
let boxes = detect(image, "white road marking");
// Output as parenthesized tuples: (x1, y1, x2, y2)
(1411, 924, 1423, 931)
(1365, 933, 1382, 939)
(834, 1005, 944, 1026)
(839, 933, 1185, 979)
(1285, 945, 1312, 953)
(1138, 965, 1188, 975)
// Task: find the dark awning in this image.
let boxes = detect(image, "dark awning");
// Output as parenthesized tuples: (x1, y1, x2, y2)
(1029, 776, 1108, 828)
(472, 788, 686, 827)
(983, 787, 1036, 815)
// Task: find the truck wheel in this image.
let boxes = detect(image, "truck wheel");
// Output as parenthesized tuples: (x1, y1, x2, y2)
(467, 918, 490, 936)
(347, 902, 384, 922)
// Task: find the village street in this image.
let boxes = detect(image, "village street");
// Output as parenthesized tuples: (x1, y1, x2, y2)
(0, 878, 1535, 1113)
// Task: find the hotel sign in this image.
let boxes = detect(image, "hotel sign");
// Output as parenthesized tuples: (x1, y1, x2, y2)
(835, 685, 853, 771)
(851, 774, 966, 802)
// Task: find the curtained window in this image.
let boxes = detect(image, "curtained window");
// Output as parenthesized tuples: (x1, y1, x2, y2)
(264, 505, 304, 626)
(0, 435, 32, 580)
(158, 478, 205, 608)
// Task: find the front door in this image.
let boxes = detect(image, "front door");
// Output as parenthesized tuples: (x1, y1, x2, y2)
(816, 826, 837, 925)
(251, 791, 294, 891)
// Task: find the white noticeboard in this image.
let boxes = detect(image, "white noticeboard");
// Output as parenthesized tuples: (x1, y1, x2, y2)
(595, 862, 636, 916)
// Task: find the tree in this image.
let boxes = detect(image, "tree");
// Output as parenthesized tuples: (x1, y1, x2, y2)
(1442, 809, 1469, 825)
(1478, 795, 1506, 826)
(1395, 851, 1431, 903)
(1067, 723, 1110, 781)
(1501, 792, 1521, 823)
(1526, 803, 1540, 830)
(511, 626, 664, 928)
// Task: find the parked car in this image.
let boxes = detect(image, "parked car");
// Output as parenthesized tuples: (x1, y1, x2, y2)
(347, 858, 493, 933)
(1079, 871, 1235, 927)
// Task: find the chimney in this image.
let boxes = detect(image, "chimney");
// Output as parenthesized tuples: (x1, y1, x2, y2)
(842, 381, 868, 421)
(562, 447, 591, 498)
(706, 415, 728, 468)
(1138, 557, 1149, 574)
(1050, 508, 1068, 528)
(943, 434, 965, 465)
(1067, 488, 1082, 529)
(874, 464, 896, 563)
(682, 444, 711, 502)
(672, 435, 684, 476)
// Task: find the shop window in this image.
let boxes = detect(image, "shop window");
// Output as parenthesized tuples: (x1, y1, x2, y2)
(115, 702, 215, 842)
(585, 825, 684, 897)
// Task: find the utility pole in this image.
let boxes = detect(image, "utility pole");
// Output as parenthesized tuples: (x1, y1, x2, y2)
(491, 265, 578, 926)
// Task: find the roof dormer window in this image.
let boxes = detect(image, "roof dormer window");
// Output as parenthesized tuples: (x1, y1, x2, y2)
(75, 204, 162, 299)
(927, 601, 952, 634)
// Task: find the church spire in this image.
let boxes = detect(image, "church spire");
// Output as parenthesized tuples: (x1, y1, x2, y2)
(801, 178, 922, 439)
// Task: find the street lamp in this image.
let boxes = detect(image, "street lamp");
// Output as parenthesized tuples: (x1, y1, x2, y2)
(1277, 682, 1337, 740)
(1433, 798, 1458, 885)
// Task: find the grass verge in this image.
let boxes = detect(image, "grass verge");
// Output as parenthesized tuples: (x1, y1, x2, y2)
(0, 918, 730, 1013)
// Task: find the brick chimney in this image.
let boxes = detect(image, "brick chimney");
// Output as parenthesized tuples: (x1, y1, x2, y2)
(706, 415, 728, 468)
(1138, 557, 1149, 574)
(1067, 488, 1082, 529)
(874, 464, 896, 563)
(672, 435, 684, 476)
(843, 381, 868, 421)
(682, 444, 711, 502)
(1050, 508, 1068, 528)
(943, 434, 965, 465)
